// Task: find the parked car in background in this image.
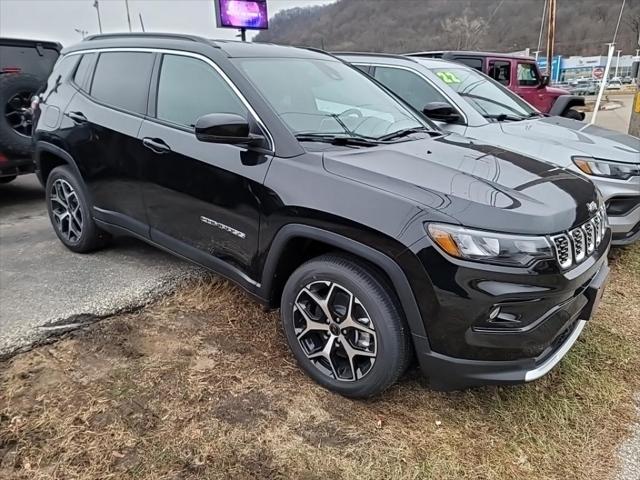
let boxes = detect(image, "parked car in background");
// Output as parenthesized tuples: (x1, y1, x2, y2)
(621, 76, 633, 84)
(0, 37, 61, 183)
(33, 33, 610, 397)
(338, 53, 640, 245)
(606, 79, 622, 90)
(570, 79, 600, 96)
(407, 50, 585, 120)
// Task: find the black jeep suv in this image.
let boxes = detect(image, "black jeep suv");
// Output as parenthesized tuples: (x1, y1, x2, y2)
(33, 34, 610, 398)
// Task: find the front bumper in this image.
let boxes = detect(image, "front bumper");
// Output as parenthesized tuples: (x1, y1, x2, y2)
(415, 261, 609, 390)
(406, 229, 610, 390)
(591, 175, 640, 245)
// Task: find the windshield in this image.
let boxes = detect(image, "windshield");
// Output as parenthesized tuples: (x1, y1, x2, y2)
(430, 67, 538, 119)
(233, 57, 433, 140)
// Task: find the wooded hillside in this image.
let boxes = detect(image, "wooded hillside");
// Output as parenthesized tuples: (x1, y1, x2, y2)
(255, 0, 640, 56)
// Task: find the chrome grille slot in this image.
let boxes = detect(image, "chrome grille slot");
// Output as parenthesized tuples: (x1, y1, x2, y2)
(570, 228, 585, 262)
(593, 214, 602, 246)
(583, 222, 595, 253)
(552, 234, 572, 269)
(552, 211, 607, 269)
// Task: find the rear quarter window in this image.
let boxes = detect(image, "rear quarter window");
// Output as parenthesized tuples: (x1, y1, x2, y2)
(89, 51, 155, 115)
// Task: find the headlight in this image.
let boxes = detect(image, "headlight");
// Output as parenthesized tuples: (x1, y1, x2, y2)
(572, 156, 640, 180)
(426, 223, 553, 267)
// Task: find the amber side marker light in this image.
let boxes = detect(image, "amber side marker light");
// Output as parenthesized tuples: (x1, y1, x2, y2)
(428, 225, 462, 257)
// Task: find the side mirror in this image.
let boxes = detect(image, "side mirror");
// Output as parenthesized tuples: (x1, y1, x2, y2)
(538, 75, 550, 89)
(422, 102, 461, 123)
(195, 113, 264, 146)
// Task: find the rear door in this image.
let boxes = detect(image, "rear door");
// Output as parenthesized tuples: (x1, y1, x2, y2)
(137, 53, 271, 277)
(63, 50, 155, 235)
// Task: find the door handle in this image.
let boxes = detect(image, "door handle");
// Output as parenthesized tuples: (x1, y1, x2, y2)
(66, 111, 87, 123)
(142, 137, 171, 154)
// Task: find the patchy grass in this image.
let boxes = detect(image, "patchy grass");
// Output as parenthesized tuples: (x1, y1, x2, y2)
(1, 244, 639, 480)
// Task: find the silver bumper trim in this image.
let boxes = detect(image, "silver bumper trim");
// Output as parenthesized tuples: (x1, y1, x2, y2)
(524, 320, 587, 382)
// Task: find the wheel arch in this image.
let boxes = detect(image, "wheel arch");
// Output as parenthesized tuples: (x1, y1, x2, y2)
(259, 224, 428, 339)
(34, 141, 83, 186)
(549, 95, 585, 117)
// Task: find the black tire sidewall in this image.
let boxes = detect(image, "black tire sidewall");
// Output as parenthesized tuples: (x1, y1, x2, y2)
(563, 108, 583, 120)
(45, 165, 103, 253)
(281, 255, 409, 398)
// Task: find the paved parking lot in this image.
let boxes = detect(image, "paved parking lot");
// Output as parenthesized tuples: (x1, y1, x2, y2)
(0, 174, 202, 356)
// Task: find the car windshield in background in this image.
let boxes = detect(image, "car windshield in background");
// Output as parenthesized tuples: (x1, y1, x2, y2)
(431, 67, 538, 119)
(233, 57, 434, 141)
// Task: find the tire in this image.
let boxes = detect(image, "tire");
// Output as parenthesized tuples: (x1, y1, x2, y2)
(45, 165, 110, 253)
(562, 108, 584, 120)
(281, 253, 412, 398)
(0, 175, 17, 184)
(0, 73, 43, 156)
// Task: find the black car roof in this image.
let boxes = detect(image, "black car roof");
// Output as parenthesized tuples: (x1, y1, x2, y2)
(64, 32, 331, 60)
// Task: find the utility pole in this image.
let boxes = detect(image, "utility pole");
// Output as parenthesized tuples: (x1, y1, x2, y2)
(545, 0, 556, 80)
(93, 0, 103, 33)
(124, 0, 132, 32)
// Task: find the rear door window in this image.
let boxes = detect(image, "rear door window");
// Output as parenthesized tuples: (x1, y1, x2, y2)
(488, 60, 511, 85)
(155, 54, 248, 128)
(90, 51, 155, 115)
(373, 66, 448, 111)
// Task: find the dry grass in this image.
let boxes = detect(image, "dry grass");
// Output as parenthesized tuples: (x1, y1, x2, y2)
(1, 244, 639, 480)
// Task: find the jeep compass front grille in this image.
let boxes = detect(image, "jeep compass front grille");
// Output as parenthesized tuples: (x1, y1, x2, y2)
(551, 209, 607, 270)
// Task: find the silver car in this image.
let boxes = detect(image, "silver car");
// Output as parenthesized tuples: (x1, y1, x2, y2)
(338, 53, 640, 245)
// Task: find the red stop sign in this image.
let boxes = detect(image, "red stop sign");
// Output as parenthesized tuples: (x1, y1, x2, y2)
(593, 67, 604, 79)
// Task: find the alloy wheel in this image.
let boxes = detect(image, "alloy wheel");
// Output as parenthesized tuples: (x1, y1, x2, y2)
(50, 178, 83, 243)
(5, 91, 34, 137)
(293, 281, 377, 381)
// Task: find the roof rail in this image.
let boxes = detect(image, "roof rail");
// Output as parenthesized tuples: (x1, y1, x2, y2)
(332, 51, 419, 62)
(84, 32, 208, 43)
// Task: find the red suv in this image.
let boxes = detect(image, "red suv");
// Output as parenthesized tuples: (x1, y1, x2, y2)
(407, 51, 585, 120)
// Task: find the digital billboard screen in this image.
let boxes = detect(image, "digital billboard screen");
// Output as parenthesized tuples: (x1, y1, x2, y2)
(215, 0, 269, 30)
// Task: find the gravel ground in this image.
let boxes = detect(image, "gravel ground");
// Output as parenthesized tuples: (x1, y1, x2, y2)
(0, 175, 203, 356)
(616, 394, 640, 480)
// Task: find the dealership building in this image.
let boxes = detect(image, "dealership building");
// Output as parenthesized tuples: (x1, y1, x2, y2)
(537, 54, 638, 82)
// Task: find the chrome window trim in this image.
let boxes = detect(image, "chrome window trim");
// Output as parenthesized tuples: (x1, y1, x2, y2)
(65, 47, 275, 152)
(351, 62, 469, 125)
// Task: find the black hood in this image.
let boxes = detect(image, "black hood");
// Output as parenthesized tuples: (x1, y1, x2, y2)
(322, 134, 598, 235)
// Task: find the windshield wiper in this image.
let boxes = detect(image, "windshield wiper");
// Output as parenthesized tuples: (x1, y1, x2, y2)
(483, 113, 527, 122)
(294, 133, 380, 147)
(376, 126, 439, 141)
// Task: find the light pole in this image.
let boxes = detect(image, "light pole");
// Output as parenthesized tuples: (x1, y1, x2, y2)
(93, 0, 103, 33)
(615, 49, 622, 78)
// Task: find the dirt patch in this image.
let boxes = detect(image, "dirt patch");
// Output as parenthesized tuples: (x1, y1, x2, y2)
(0, 248, 639, 480)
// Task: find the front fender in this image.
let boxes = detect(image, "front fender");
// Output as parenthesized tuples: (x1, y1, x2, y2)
(549, 95, 585, 117)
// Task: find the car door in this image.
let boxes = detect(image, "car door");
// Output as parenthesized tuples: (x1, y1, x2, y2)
(63, 50, 155, 235)
(370, 65, 467, 135)
(514, 61, 551, 112)
(137, 52, 271, 278)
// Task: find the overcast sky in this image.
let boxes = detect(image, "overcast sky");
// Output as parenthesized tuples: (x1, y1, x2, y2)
(0, 0, 335, 46)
